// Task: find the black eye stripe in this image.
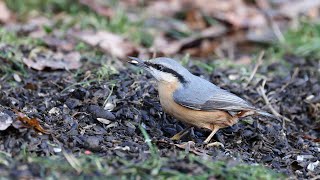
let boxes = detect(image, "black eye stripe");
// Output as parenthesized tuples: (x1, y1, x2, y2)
(154, 64, 163, 70)
(145, 62, 163, 70)
(144, 62, 187, 84)
(144, 62, 186, 83)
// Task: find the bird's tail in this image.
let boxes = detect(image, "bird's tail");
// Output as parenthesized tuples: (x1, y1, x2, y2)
(255, 110, 280, 120)
(235, 109, 280, 121)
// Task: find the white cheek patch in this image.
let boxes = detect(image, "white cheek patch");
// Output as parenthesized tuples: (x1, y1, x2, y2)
(150, 67, 178, 82)
(161, 72, 178, 82)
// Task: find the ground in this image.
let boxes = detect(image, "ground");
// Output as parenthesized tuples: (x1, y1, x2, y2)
(0, 1, 319, 179)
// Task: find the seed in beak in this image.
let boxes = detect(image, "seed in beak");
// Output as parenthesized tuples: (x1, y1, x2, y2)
(128, 56, 143, 65)
(130, 60, 139, 64)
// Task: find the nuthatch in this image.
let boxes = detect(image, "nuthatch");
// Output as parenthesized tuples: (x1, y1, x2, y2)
(128, 57, 274, 144)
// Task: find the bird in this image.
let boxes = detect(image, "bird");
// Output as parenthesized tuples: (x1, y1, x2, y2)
(128, 57, 275, 144)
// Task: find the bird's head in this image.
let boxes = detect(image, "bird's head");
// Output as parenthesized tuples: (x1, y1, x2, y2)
(128, 57, 191, 84)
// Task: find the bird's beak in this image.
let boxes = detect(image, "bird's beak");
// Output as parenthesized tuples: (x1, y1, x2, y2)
(128, 57, 148, 68)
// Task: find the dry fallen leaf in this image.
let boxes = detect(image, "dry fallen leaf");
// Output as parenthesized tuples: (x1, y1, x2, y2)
(146, 0, 183, 17)
(302, 134, 320, 143)
(0, 1, 11, 23)
(194, 0, 267, 28)
(75, 31, 138, 59)
(13, 109, 49, 134)
(43, 36, 75, 51)
(278, 0, 320, 18)
(184, 39, 220, 57)
(154, 139, 208, 156)
(175, 141, 207, 156)
(24, 82, 38, 91)
(246, 27, 280, 44)
(23, 49, 81, 71)
(146, 0, 267, 28)
(152, 25, 226, 55)
(185, 9, 207, 30)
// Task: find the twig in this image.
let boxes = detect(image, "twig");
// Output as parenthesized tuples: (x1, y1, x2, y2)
(246, 51, 265, 86)
(63, 151, 82, 173)
(259, 4, 285, 43)
(258, 80, 291, 122)
(280, 67, 299, 92)
(271, 21, 285, 43)
(103, 84, 115, 107)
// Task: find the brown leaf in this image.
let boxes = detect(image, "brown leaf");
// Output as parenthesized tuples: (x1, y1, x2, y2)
(146, 0, 183, 17)
(175, 141, 208, 156)
(246, 27, 279, 44)
(43, 36, 75, 51)
(302, 135, 320, 143)
(75, 31, 138, 59)
(152, 25, 226, 55)
(278, 0, 320, 18)
(196, 0, 267, 28)
(23, 49, 81, 71)
(24, 83, 38, 91)
(13, 110, 50, 134)
(184, 39, 220, 57)
(146, 0, 267, 28)
(0, 1, 11, 23)
(155, 139, 208, 156)
(185, 9, 207, 30)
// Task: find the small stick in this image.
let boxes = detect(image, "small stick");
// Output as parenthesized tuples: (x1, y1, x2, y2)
(258, 80, 291, 122)
(271, 22, 285, 43)
(63, 151, 82, 173)
(259, 5, 285, 43)
(246, 51, 265, 87)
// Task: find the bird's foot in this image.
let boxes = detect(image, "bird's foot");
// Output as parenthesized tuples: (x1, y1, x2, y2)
(170, 127, 191, 141)
(203, 126, 220, 144)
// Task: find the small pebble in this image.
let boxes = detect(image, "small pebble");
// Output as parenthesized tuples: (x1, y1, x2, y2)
(0, 112, 13, 130)
(87, 105, 115, 120)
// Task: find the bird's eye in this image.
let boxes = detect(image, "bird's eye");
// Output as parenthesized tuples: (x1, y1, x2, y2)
(155, 65, 164, 71)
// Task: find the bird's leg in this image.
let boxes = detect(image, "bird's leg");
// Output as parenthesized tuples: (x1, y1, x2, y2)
(171, 126, 191, 141)
(204, 126, 220, 144)
(189, 127, 195, 138)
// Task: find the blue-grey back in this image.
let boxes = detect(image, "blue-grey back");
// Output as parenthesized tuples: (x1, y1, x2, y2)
(173, 74, 256, 111)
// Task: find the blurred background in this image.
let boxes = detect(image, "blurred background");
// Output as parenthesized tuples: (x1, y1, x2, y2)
(1, 0, 320, 61)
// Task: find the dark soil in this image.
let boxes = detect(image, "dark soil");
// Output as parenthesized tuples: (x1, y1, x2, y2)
(0, 46, 319, 179)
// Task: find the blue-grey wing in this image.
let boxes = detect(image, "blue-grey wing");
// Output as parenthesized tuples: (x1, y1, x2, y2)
(173, 78, 256, 111)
